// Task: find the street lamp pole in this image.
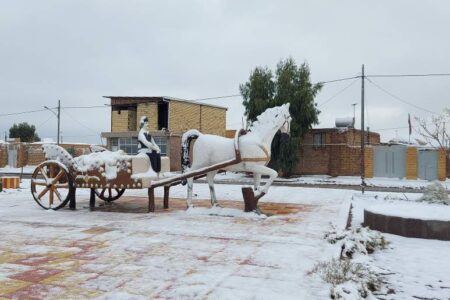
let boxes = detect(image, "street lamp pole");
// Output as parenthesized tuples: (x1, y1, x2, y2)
(44, 100, 61, 145)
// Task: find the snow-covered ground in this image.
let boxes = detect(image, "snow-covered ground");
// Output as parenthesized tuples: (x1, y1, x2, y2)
(0, 180, 351, 299)
(0, 165, 36, 174)
(0, 180, 449, 299)
(2, 166, 450, 191)
(351, 193, 450, 299)
(213, 172, 450, 190)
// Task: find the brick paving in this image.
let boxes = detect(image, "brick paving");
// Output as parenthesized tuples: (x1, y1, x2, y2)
(0, 195, 339, 299)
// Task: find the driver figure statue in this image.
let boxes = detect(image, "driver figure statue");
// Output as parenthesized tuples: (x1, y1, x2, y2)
(138, 116, 161, 176)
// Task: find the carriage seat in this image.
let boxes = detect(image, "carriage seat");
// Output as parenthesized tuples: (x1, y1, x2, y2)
(131, 153, 170, 175)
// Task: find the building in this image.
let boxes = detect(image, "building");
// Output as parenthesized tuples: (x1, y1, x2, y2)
(296, 127, 380, 177)
(101, 96, 227, 171)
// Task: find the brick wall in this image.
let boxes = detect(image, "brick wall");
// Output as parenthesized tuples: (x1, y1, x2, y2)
(365, 147, 374, 178)
(438, 149, 447, 181)
(169, 135, 182, 171)
(0, 144, 7, 167)
(295, 143, 374, 177)
(405, 147, 417, 179)
(16, 145, 28, 168)
(136, 103, 158, 130)
(112, 110, 130, 132)
(303, 128, 380, 147)
(169, 102, 201, 133)
(11, 143, 93, 167)
(27, 145, 46, 166)
(295, 146, 330, 175)
(200, 106, 226, 136)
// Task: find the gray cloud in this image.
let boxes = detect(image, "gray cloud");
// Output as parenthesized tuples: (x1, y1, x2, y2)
(1, 0, 449, 143)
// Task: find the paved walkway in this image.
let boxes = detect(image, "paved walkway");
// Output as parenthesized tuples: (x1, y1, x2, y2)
(0, 192, 346, 299)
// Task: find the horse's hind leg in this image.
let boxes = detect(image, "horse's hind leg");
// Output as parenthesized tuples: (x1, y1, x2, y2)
(206, 171, 219, 207)
(186, 177, 194, 208)
(253, 173, 261, 191)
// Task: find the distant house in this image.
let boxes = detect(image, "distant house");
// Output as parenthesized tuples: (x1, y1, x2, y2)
(296, 127, 380, 177)
(101, 96, 227, 171)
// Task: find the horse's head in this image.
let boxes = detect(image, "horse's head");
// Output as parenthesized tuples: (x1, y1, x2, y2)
(278, 103, 292, 136)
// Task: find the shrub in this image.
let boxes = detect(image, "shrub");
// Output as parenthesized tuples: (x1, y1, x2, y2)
(310, 258, 382, 299)
(419, 182, 449, 205)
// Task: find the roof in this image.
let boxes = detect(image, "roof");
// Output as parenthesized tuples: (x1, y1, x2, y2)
(103, 96, 227, 110)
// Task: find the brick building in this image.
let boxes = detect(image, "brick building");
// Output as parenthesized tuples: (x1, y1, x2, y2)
(295, 128, 380, 177)
(101, 96, 227, 171)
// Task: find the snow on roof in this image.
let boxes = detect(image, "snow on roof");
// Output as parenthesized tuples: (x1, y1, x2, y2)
(104, 96, 228, 110)
(32, 138, 56, 144)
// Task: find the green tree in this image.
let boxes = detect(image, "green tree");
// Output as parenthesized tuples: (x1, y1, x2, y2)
(240, 57, 322, 176)
(9, 122, 40, 142)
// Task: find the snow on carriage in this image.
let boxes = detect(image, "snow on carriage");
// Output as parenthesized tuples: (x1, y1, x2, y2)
(30, 104, 292, 213)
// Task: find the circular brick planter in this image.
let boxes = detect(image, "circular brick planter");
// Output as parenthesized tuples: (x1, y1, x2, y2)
(364, 204, 450, 241)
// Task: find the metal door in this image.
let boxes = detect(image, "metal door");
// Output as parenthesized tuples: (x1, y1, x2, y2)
(7, 145, 17, 168)
(373, 145, 406, 178)
(417, 149, 438, 181)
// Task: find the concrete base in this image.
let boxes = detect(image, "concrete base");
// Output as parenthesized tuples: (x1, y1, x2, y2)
(364, 209, 450, 241)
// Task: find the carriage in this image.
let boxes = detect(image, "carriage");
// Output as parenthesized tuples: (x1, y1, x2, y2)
(30, 104, 291, 214)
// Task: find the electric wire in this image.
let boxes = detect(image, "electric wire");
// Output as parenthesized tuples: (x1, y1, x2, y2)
(365, 78, 439, 115)
(317, 76, 360, 84)
(367, 73, 450, 78)
(60, 110, 102, 137)
(0, 109, 48, 117)
(318, 78, 359, 107)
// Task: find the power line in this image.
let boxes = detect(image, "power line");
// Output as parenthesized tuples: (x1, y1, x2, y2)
(317, 76, 360, 84)
(61, 105, 109, 109)
(191, 94, 242, 101)
(367, 73, 450, 78)
(318, 78, 359, 107)
(60, 110, 101, 136)
(365, 78, 439, 115)
(0, 108, 48, 117)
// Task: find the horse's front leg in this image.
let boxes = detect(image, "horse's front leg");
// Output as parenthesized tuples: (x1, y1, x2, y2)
(247, 165, 278, 197)
(206, 171, 219, 207)
(253, 173, 261, 191)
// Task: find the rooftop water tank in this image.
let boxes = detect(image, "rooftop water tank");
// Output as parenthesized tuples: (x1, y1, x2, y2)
(335, 117, 355, 128)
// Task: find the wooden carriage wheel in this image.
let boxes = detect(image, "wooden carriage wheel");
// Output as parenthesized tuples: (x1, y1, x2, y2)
(31, 161, 74, 210)
(95, 188, 125, 202)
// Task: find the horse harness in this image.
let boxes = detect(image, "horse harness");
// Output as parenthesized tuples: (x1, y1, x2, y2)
(234, 129, 270, 165)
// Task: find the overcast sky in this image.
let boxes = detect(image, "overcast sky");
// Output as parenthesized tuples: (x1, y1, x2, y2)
(1, 0, 450, 144)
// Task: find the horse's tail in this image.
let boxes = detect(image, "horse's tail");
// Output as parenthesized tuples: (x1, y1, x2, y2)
(181, 129, 201, 178)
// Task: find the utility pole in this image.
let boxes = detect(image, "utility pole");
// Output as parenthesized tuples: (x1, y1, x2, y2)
(43, 100, 61, 145)
(360, 64, 366, 194)
(57, 100, 61, 145)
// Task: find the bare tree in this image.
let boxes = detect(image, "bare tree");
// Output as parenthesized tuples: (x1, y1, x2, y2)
(414, 109, 450, 150)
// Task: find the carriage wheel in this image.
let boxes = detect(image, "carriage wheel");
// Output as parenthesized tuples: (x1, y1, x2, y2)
(95, 188, 125, 202)
(31, 161, 73, 210)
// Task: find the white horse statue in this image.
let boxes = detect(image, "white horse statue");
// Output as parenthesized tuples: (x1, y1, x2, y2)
(181, 103, 292, 209)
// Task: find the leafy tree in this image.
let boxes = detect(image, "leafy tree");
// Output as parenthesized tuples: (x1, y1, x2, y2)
(240, 57, 322, 176)
(9, 122, 40, 142)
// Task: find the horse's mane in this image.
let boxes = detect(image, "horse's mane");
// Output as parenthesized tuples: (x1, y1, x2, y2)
(248, 105, 287, 132)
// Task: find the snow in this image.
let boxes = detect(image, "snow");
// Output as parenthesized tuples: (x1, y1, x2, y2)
(1, 178, 449, 299)
(366, 203, 450, 221)
(0, 165, 36, 174)
(0, 180, 350, 299)
(215, 172, 450, 190)
(351, 193, 450, 299)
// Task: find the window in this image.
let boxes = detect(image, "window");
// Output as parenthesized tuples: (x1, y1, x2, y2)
(313, 133, 326, 147)
(109, 136, 167, 156)
(110, 138, 119, 152)
(153, 136, 167, 156)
